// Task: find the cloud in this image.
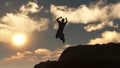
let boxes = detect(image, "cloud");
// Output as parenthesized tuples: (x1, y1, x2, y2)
(0, 1, 49, 43)
(88, 31, 120, 45)
(51, 1, 120, 31)
(5, 1, 12, 7)
(34, 48, 51, 55)
(51, 4, 106, 24)
(20, 1, 43, 14)
(111, 3, 120, 19)
(34, 48, 64, 61)
(34, 48, 51, 60)
(3, 51, 36, 62)
(0, 29, 12, 43)
(4, 52, 25, 61)
(84, 21, 118, 32)
(2, 44, 72, 62)
(37, 18, 49, 31)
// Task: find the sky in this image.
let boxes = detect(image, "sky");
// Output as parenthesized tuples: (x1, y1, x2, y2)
(0, 0, 120, 68)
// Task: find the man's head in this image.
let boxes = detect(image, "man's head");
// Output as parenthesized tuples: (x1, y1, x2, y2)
(61, 18, 65, 22)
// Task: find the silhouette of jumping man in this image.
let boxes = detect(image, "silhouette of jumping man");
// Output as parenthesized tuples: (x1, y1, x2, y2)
(55, 17, 67, 43)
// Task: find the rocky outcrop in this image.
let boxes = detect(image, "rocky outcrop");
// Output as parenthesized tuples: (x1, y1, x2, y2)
(59, 43, 120, 61)
(34, 43, 120, 68)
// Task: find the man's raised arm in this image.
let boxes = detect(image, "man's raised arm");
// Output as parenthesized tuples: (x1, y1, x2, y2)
(64, 18, 68, 24)
(57, 17, 62, 23)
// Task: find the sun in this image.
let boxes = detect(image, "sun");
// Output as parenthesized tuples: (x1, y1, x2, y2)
(12, 33, 27, 46)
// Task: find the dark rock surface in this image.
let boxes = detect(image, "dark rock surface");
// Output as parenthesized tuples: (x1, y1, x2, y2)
(34, 43, 120, 68)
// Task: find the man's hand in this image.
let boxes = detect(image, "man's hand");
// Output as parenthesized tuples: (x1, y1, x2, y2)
(57, 17, 62, 23)
(59, 17, 62, 19)
(65, 18, 67, 23)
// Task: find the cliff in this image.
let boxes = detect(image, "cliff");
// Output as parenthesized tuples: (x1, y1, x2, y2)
(34, 43, 120, 68)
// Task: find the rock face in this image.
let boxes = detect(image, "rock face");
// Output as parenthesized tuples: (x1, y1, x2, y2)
(59, 43, 120, 61)
(34, 43, 120, 68)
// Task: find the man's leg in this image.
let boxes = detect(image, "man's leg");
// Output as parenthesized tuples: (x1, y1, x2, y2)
(55, 32, 59, 38)
(62, 37, 65, 43)
(60, 34, 65, 43)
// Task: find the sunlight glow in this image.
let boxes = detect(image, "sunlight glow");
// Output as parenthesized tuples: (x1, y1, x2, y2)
(12, 33, 27, 46)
